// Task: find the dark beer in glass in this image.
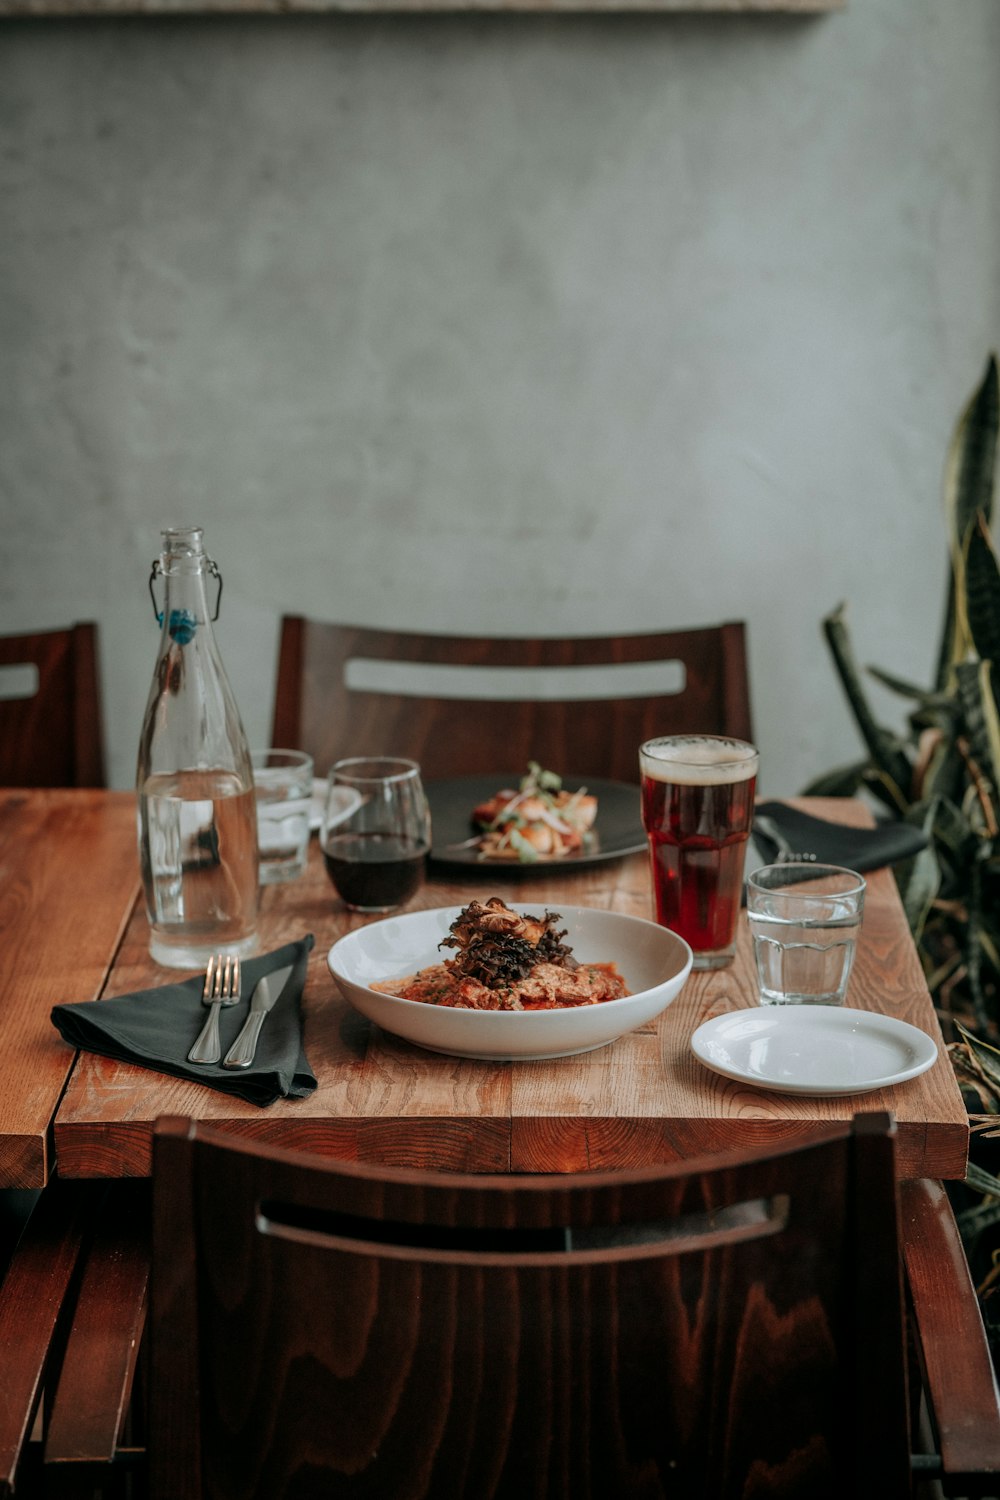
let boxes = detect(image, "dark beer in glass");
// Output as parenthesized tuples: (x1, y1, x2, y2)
(639, 735, 758, 969)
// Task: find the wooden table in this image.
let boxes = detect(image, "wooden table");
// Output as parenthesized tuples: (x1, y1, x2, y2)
(4, 788, 995, 1500)
(1, 788, 970, 1188)
(0, 789, 138, 1188)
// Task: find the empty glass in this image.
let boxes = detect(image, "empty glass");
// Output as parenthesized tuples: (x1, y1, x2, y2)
(321, 757, 431, 913)
(251, 749, 314, 884)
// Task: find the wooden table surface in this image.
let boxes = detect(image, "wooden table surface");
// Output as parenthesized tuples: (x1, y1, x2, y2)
(1, 788, 970, 1188)
(0, 789, 139, 1187)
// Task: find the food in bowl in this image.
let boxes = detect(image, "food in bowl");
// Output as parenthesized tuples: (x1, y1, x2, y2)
(327, 903, 693, 1061)
(370, 896, 629, 1012)
(470, 763, 598, 862)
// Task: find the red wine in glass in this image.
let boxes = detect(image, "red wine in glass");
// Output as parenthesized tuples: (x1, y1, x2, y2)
(323, 832, 426, 912)
(321, 757, 431, 914)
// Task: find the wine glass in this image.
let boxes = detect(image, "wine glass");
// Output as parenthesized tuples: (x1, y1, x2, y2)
(321, 757, 431, 913)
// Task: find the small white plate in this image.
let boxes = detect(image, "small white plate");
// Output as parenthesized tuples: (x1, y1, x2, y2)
(310, 779, 362, 833)
(691, 1006, 938, 1096)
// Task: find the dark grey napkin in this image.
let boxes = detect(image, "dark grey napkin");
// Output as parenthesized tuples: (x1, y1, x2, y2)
(751, 801, 928, 874)
(51, 935, 317, 1107)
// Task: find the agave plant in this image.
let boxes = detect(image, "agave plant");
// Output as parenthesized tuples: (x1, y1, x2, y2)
(806, 355, 1000, 1335)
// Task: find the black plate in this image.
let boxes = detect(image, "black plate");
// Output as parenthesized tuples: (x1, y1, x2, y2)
(426, 774, 645, 873)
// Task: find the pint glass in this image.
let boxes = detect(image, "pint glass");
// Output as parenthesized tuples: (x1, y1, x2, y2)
(639, 735, 759, 970)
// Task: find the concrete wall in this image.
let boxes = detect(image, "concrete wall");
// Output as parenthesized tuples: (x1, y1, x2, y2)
(2, 0, 999, 795)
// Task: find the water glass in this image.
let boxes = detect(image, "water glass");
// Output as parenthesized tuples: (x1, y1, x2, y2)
(321, 757, 431, 913)
(251, 749, 314, 885)
(639, 735, 759, 970)
(746, 863, 866, 1006)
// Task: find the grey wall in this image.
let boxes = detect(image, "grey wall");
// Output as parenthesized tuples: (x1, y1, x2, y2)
(2, 1, 999, 795)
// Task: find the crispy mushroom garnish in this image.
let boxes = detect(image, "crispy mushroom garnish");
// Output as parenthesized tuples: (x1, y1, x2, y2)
(439, 897, 577, 988)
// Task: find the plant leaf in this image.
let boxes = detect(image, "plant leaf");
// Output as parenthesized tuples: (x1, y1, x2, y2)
(956, 1020, 1000, 1093)
(936, 571, 961, 695)
(895, 800, 941, 939)
(955, 658, 1000, 798)
(956, 1200, 1000, 1244)
(799, 761, 868, 797)
(980, 922, 1000, 976)
(965, 1160, 1000, 1199)
(860, 767, 912, 817)
(950, 1047, 1000, 1114)
(866, 664, 942, 705)
(966, 861, 990, 1025)
(940, 354, 999, 684)
(921, 793, 977, 861)
(917, 734, 972, 809)
(948, 354, 999, 546)
(966, 515, 1000, 668)
(821, 605, 913, 801)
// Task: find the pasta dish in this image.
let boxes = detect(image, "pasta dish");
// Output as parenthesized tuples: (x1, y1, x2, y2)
(370, 897, 630, 1012)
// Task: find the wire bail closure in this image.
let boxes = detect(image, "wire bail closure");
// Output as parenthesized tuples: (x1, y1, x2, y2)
(148, 557, 223, 626)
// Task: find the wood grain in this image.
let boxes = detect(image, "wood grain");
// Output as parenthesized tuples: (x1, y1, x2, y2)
(900, 1178, 1000, 1481)
(148, 1116, 904, 1500)
(0, 789, 138, 1187)
(50, 792, 969, 1184)
(0, 1178, 94, 1492)
(43, 1180, 150, 1478)
(0, 625, 105, 789)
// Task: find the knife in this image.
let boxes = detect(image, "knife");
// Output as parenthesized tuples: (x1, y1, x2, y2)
(222, 963, 295, 1070)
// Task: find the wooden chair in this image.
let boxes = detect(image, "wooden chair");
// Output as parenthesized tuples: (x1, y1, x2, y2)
(0, 624, 106, 787)
(0, 1178, 148, 1500)
(270, 617, 753, 783)
(145, 1112, 1000, 1500)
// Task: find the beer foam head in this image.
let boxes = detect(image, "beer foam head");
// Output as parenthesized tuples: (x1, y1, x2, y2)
(639, 736, 758, 787)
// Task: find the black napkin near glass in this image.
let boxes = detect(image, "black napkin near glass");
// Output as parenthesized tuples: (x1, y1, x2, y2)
(51, 935, 317, 1107)
(751, 801, 928, 874)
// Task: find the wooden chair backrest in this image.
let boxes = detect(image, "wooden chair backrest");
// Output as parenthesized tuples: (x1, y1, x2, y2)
(0, 623, 106, 787)
(149, 1113, 910, 1500)
(270, 618, 753, 783)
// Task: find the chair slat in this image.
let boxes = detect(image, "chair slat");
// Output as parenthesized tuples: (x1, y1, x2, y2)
(0, 1180, 93, 1494)
(44, 1180, 150, 1475)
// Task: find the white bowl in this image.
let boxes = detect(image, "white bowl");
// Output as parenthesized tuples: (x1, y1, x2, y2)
(327, 904, 693, 1061)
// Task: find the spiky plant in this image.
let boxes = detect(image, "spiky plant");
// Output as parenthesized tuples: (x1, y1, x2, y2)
(806, 353, 1000, 1044)
(806, 355, 1000, 1342)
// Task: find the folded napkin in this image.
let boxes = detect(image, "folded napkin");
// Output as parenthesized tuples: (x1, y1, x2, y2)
(751, 801, 928, 874)
(51, 935, 317, 1107)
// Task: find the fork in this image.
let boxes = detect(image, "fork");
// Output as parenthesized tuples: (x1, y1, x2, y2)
(188, 953, 241, 1065)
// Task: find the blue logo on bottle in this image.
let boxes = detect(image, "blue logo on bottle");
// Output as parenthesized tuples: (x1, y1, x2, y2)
(164, 609, 197, 645)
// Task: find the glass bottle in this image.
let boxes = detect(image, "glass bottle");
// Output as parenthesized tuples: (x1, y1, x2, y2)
(136, 526, 259, 968)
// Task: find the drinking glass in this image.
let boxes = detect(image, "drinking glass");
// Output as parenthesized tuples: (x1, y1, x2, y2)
(251, 749, 314, 884)
(746, 863, 866, 1005)
(321, 757, 431, 913)
(639, 735, 759, 969)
